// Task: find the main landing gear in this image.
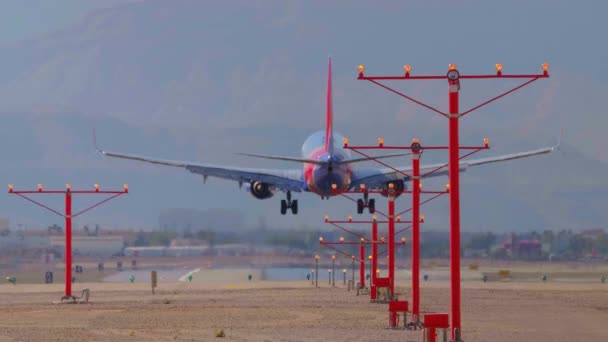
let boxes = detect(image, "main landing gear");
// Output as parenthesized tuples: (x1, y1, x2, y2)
(280, 191, 298, 215)
(356, 191, 375, 214)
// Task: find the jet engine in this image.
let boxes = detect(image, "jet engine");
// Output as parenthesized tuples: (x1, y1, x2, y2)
(250, 181, 273, 199)
(381, 179, 405, 198)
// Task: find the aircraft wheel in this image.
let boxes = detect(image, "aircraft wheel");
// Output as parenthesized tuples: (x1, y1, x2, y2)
(357, 199, 364, 214)
(281, 200, 288, 215)
(368, 198, 376, 214)
(291, 200, 298, 215)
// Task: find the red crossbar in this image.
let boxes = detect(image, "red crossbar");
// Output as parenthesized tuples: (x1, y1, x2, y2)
(424, 313, 450, 328)
(389, 300, 409, 313)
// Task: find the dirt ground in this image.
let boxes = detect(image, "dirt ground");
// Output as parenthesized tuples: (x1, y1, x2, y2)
(0, 265, 607, 342)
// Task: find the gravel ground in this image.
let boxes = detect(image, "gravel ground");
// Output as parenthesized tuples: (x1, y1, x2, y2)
(0, 276, 606, 342)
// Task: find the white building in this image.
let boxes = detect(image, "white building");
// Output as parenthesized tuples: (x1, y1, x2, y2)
(50, 236, 124, 257)
(125, 246, 210, 257)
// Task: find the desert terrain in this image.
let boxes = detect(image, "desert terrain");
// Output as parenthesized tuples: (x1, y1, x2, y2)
(0, 261, 606, 341)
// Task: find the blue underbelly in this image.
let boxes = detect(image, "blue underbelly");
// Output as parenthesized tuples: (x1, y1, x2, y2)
(313, 167, 348, 196)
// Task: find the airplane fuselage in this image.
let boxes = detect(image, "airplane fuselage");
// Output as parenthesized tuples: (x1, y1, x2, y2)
(302, 130, 352, 197)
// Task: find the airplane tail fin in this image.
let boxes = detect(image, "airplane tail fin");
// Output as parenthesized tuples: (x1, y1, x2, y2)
(325, 57, 334, 155)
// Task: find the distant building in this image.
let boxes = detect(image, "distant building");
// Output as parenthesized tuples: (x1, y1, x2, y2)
(580, 228, 605, 240)
(125, 246, 210, 257)
(213, 243, 254, 257)
(503, 235, 543, 260)
(0, 217, 9, 230)
(0, 231, 50, 253)
(50, 236, 124, 257)
(158, 208, 244, 234)
(169, 238, 209, 247)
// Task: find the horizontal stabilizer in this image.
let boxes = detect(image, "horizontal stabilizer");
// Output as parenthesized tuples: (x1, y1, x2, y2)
(238, 152, 410, 164)
(346, 153, 411, 164)
(237, 153, 324, 165)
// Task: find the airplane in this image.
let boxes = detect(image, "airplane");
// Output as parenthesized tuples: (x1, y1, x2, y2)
(95, 57, 556, 215)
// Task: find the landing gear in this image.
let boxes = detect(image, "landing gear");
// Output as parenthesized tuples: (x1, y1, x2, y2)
(368, 198, 376, 214)
(280, 191, 298, 215)
(357, 191, 375, 214)
(291, 200, 298, 215)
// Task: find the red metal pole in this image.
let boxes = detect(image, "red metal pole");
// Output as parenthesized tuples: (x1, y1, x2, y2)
(388, 192, 395, 298)
(7, 185, 127, 300)
(412, 141, 421, 324)
(359, 243, 365, 288)
(448, 74, 462, 340)
(371, 220, 378, 300)
(428, 327, 437, 342)
(368, 256, 372, 291)
(65, 189, 72, 297)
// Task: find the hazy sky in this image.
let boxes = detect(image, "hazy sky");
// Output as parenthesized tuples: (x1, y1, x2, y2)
(0, 0, 129, 43)
(0, 1, 607, 231)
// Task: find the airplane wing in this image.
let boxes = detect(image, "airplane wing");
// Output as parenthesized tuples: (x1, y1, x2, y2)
(97, 147, 305, 192)
(350, 145, 556, 190)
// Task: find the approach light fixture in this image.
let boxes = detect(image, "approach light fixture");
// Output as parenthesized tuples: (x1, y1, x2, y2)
(542, 62, 549, 72)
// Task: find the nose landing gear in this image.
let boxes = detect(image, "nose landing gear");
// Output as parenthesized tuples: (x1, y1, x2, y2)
(280, 191, 298, 215)
(356, 191, 375, 214)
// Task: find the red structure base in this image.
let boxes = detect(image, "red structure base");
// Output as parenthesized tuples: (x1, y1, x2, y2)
(388, 300, 409, 329)
(371, 277, 392, 303)
(424, 313, 449, 342)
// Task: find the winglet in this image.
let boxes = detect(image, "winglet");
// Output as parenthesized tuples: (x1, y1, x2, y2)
(92, 128, 104, 154)
(557, 128, 564, 149)
(553, 128, 564, 154)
